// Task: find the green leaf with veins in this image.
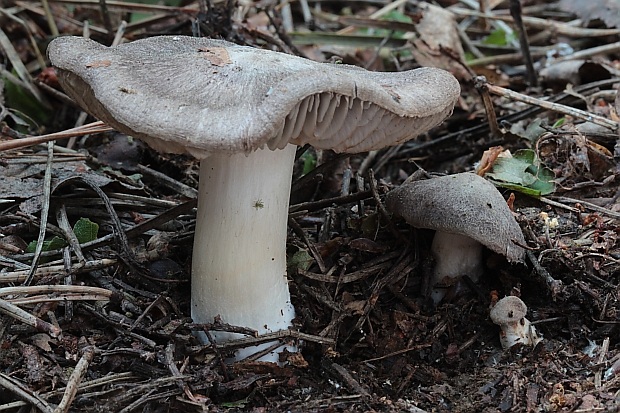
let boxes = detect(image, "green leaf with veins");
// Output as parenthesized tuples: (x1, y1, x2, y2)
(486, 149, 555, 197)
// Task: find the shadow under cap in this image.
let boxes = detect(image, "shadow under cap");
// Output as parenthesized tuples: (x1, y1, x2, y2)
(47, 35, 460, 158)
(385, 172, 526, 263)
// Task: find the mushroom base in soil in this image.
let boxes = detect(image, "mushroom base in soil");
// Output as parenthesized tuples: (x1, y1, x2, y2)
(192, 145, 297, 361)
(490, 296, 542, 349)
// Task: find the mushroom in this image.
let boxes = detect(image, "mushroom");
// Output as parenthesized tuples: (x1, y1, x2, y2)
(47, 35, 460, 361)
(385, 173, 526, 304)
(489, 296, 542, 349)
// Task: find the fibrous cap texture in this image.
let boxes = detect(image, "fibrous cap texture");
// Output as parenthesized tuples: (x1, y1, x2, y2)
(385, 173, 526, 263)
(48, 35, 460, 159)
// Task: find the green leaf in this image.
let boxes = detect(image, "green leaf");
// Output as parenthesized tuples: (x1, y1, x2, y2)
(357, 10, 413, 39)
(287, 249, 314, 273)
(26, 218, 99, 253)
(381, 10, 413, 23)
(73, 218, 99, 244)
(464, 51, 477, 63)
(552, 117, 566, 128)
(509, 118, 547, 143)
(27, 236, 65, 253)
(300, 151, 317, 176)
(483, 28, 516, 46)
(486, 149, 555, 196)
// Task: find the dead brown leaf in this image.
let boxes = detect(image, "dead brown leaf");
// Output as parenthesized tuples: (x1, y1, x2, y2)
(476, 146, 505, 176)
(409, 2, 470, 80)
(198, 47, 232, 67)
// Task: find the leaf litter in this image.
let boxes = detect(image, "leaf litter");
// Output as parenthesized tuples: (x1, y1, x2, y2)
(0, 0, 620, 411)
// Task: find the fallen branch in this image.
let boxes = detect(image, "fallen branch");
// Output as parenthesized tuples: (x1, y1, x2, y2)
(0, 298, 61, 337)
(481, 78, 619, 131)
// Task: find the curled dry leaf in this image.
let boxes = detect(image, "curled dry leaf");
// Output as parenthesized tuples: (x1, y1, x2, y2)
(409, 2, 469, 80)
(476, 145, 506, 176)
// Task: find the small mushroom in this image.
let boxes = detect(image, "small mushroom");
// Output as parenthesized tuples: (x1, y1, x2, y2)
(489, 296, 542, 349)
(48, 35, 460, 361)
(385, 173, 526, 304)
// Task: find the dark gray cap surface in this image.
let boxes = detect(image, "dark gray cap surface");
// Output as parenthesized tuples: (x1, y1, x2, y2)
(386, 172, 526, 263)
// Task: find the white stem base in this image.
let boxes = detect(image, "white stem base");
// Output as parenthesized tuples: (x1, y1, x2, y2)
(192, 145, 297, 362)
(499, 318, 542, 349)
(429, 231, 483, 304)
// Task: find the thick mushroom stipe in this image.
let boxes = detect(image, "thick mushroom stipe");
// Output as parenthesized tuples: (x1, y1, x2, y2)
(48, 35, 460, 362)
(193, 145, 297, 361)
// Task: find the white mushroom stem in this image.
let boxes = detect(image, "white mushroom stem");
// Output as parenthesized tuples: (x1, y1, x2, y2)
(429, 231, 484, 304)
(496, 317, 541, 349)
(192, 144, 297, 362)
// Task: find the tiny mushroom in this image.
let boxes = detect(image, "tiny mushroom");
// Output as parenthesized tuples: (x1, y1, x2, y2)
(489, 296, 542, 349)
(47, 35, 460, 362)
(385, 172, 526, 304)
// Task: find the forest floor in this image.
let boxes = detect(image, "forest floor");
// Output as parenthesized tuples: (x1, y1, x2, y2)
(1, 0, 620, 411)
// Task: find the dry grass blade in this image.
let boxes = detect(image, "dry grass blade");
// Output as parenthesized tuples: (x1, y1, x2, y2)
(337, 0, 407, 35)
(0, 259, 117, 283)
(0, 121, 112, 152)
(41, 0, 59, 36)
(0, 373, 137, 410)
(52, 0, 197, 14)
(0, 28, 46, 103)
(190, 329, 336, 353)
(14, 0, 108, 34)
(0, 285, 114, 305)
(288, 32, 406, 48)
(0, 8, 48, 70)
(25, 141, 55, 286)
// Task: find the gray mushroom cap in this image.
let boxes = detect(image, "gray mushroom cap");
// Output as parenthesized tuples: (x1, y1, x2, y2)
(47, 35, 460, 159)
(489, 296, 527, 325)
(385, 172, 526, 263)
